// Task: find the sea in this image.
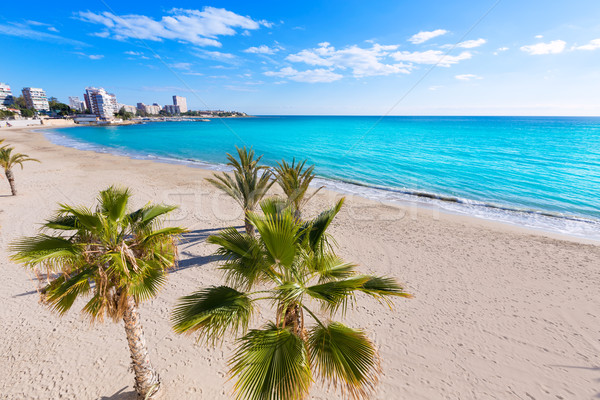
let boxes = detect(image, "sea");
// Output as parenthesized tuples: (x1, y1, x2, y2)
(44, 116, 600, 240)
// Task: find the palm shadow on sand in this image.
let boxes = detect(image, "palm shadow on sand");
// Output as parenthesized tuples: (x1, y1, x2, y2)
(100, 386, 137, 400)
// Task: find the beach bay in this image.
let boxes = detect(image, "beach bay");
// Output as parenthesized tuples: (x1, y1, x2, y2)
(0, 127, 598, 399)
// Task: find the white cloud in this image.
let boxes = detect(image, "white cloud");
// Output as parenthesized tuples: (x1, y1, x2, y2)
(493, 47, 509, 55)
(170, 62, 192, 70)
(75, 52, 103, 60)
(456, 38, 486, 48)
(48, 27, 59, 33)
(391, 50, 472, 67)
(194, 49, 237, 63)
(520, 40, 566, 55)
(77, 7, 270, 47)
(0, 23, 87, 46)
(455, 74, 482, 81)
(535, 35, 544, 39)
(124, 50, 143, 56)
(264, 67, 343, 83)
(574, 38, 600, 51)
(286, 42, 411, 77)
(243, 44, 282, 54)
(408, 29, 448, 44)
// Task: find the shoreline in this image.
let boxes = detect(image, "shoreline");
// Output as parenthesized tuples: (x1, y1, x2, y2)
(40, 125, 600, 245)
(1, 126, 599, 399)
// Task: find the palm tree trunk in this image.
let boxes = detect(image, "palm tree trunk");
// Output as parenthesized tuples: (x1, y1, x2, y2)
(5, 169, 16, 195)
(244, 210, 255, 236)
(283, 303, 306, 339)
(122, 295, 161, 399)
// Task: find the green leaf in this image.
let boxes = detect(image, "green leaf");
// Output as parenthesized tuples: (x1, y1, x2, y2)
(308, 322, 381, 399)
(172, 286, 252, 344)
(359, 276, 412, 301)
(208, 228, 270, 289)
(10, 235, 80, 266)
(304, 198, 344, 252)
(305, 276, 369, 313)
(248, 210, 300, 268)
(98, 186, 131, 223)
(230, 323, 312, 400)
(43, 267, 95, 315)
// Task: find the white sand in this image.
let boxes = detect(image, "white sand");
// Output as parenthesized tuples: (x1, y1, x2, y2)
(0, 128, 598, 400)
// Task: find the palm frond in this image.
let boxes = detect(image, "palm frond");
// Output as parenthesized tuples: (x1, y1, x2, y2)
(359, 276, 412, 305)
(248, 209, 300, 269)
(309, 254, 357, 282)
(98, 186, 131, 223)
(305, 276, 370, 314)
(208, 228, 271, 289)
(308, 322, 381, 400)
(230, 323, 312, 400)
(0, 146, 40, 170)
(303, 198, 344, 253)
(42, 266, 95, 315)
(10, 234, 80, 268)
(172, 286, 252, 344)
(207, 147, 274, 217)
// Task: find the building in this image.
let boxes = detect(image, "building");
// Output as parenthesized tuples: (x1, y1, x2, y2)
(173, 95, 187, 113)
(118, 104, 137, 114)
(69, 96, 85, 112)
(85, 87, 118, 119)
(0, 83, 14, 106)
(22, 87, 49, 111)
(163, 104, 180, 115)
(144, 104, 161, 115)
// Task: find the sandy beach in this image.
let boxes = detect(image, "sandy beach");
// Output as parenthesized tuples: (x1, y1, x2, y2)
(0, 127, 598, 400)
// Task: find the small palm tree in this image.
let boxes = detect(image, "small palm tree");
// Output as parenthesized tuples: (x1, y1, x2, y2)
(11, 187, 185, 399)
(0, 146, 40, 195)
(274, 158, 324, 219)
(207, 146, 274, 235)
(172, 198, 410, 400)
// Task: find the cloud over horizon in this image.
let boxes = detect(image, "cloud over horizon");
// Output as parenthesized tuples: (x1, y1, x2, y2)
(408, 29, 448, 44)
(77, 7, 271, 47)
(520, 40, 566, 55)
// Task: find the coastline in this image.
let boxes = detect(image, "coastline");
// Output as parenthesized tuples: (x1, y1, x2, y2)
(42, 125, 600, 244)
(1, 127, 599, 399)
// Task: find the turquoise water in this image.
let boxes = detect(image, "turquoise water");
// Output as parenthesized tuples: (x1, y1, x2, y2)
(46, 116, 600, 238)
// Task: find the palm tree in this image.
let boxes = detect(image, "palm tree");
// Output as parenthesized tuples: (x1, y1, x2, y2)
(207, 146, 274, 235)
(274, 158, 324, 219)
(10, 186, 185, 399)
(172, 198, 411, 400)
(0, 146, 40, 195)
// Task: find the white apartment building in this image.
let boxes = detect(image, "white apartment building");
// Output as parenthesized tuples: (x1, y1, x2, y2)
(0, 83, 14, 106)
(85, 87, 118, 119)
(22, 87, 49, 111)
(173, 95, 187, 113)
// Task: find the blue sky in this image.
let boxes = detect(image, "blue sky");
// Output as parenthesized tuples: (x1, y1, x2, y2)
(1, 0, 600, 115)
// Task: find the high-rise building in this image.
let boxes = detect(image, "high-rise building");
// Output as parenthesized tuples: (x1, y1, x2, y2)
(0, 83, 15, 106)
(163, 104, 180, 115)
(22, 87, 49, 111)
(136, 103, 145, 111)
(69, 96, 84, 112)
(85, 87, 118, 119)
(173, 95, 187, 113)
